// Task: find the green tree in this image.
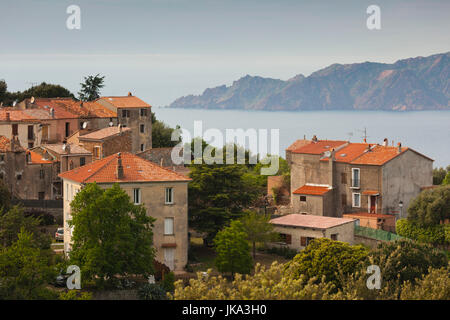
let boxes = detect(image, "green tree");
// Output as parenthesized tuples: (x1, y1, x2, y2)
(0, 229, 56, 300)
(286, 238, 369, 289)
(442, 171, 450, 185)
(407, 185, 450, 226)
(400, 266, 450, 300)
(368, 239, 448, 292)
(151, 120, 181, 148)
(214, 221, 253, 277)
(238, 211, 276, 259)
(0, 179, 12, 212)
(68, 183, 156, 286)
(433, 166, 449, 185)
(396, 219, 447, 245)
(0, 206, 51, 249)
(78, 74, 105, 101)
(189, 162, 260, 244)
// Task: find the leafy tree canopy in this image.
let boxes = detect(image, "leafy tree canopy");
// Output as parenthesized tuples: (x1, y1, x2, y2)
(407, 185, 450, 226)
(78, 74, 105, 101)
(68, 183, 156, 286)
(214, 220, 253, 276)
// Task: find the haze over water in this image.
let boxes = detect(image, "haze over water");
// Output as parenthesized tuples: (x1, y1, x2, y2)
(154, 108, 450, 168)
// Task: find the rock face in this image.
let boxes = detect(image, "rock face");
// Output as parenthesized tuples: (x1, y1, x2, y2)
(169, 52, 450, 111)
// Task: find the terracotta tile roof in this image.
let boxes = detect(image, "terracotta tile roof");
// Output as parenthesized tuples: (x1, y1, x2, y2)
(32, 98, 79, 119)
(350, 145, 408, 165)
(61, 100, 117, 118)
(79, 126, 130, 141)
(59, 152, 191, 184)
(27, 150, 53, 164)
(291, 140, 347, 155)
(0, 109, 44, 122)
(321, 143, 370, 163)
(293, 184, 331, 195)
(270, 214, 355, 229)
(98, 96, 151, 109)
(286, 139, 311, 152)
(343, 212, 395, 219)
(43, 143, 91, 155)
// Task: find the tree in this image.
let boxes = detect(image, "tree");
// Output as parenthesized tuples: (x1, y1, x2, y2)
(0, 179, 12, 212)
(0, 230, 56, 300)
(400, 266, 450, 300)
(442, 171, 450, 185)
(68, 183, 156, 286)
(152, 120, 181, 148)
(78, 74, 105, 101)
(170, 262, 335, 300)
(189, 162, 260, 244)
(0, 206, 51, 249)
(407, 185, 450, 226)
(368, 239, 447, 291)
(214, 221, 253, 277)
(286, 238, 369, 289)
(238, 211, 276, 259)
(432, 166, 449, 185)
(396, 219, 448, 245)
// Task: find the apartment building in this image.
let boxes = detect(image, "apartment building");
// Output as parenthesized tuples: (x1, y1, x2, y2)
(287, 136, 433, 226)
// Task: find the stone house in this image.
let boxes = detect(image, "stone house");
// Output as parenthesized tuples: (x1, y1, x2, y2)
(96, 93, 152, 153)
(288, 136, 433, 225)
(59, 152, 191, 272)
(269, 214, 356, 250)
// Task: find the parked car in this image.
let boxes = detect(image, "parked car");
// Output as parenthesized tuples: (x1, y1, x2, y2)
(55, 228, 64, 242)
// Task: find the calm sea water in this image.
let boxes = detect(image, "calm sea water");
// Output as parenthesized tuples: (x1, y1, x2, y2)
(153, 108, 450, 168)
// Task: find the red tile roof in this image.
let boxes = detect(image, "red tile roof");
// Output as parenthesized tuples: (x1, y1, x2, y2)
(43, 143, 91, 155)
(79, 126, 130, 141)
(291, 140, 347, 155)
(321, 143, 370, 163)
(27, 150, 53, 164)
(293, 184, 331, 195)
(0, 136, 12, 152)
(98, 96, 151, 109)
(286, 139, 311, 152)
(0, 109, 43, 122)
(59, 152, 191, 184)
(270, 214, 355, 229)
(350, 145, 408, 165)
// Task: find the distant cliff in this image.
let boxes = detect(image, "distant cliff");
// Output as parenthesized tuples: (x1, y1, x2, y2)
(169, 52, 450, 111)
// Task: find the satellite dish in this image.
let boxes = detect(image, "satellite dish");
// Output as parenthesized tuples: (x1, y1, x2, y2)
(324, 151, 331, 157)
(30, 96, 35, 104)
(109, 121, 114, 127)
(12, 100, 17, 107)
(82, 121, 88, 129)
(62, 144, 66, 151)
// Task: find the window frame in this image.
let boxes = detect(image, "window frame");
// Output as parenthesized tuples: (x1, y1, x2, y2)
(351, 168, 360, 188)
(165, 187, 174, 204)
(133, 188, 141, 205)
(352, 192, 361, 208)
(164, 217, 174, 235)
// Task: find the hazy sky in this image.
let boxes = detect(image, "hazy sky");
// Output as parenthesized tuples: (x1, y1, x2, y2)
(1, 0, 449, 105)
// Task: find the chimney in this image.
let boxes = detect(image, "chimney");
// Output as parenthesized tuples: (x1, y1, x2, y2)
(128, 92, 132, 96)
(117, 153, 124, 179)
(312, 135, 318, 143)
(383, 138, 388, 147)
(397, 142, 402, 154)
(6, 112, 10, 121)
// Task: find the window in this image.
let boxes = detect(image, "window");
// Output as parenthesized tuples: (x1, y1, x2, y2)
(300, 236, 315, 247)
(38, 192, 45, 200)
(331, 234, 338, 241)
(133, 188, 141, 204)
(165, 187, 173, 204)
(65, 122, 70, 137)
(0, 154, 4, 162)
(351, 168, 360, 188)
(28, 142, 34, 149)
(140, 108, 147, 117)
(140, 124, 145, 133)
(28, 125, 34, 140)
(39, 169, 45, 179)
(164, 218, 174, 235)
(12, 124, 18, 136)
(352, 193, 361, 207)
(300, 196, 306, 202)
(93, 146, 101, 159)
(80, 157, 85, 166)
(279, 233, 292, 245)
(16, 173, 22, 180)
(122, 109, 130, 118)
(140, 144, 145, 152)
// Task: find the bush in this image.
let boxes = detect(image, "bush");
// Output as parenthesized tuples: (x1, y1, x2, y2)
(396, 219, 447, 245)
(162, 272, 175, 293)
(138, 283, 167, 300)
(266, 246, 298, 259)
(59, 290, 92, 300)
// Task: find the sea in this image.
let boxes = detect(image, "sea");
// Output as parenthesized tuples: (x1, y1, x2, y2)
(153, 108, 450, 168)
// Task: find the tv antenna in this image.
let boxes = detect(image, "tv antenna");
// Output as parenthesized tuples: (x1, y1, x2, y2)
(357, 127, 370, 142)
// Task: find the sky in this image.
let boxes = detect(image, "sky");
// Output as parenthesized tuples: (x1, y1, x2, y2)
(0, 0, 449, 106)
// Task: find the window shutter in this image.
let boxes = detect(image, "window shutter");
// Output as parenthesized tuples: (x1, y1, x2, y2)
(286, 234, 292, 245)
(300, 237, 307, 247)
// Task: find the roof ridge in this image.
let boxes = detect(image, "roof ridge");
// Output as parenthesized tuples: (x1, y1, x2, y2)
(130, 152, 190, 180)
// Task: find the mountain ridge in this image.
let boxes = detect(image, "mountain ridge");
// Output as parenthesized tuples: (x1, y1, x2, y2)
(168, 52, 450, 111)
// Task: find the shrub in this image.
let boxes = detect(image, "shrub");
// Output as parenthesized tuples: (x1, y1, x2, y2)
(162, 272, 175, 293)
(266, 246, 298, 259)
(138, 283, 167, 300)
(59, 290, 92, 300)
(396, 219, 447, 245)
